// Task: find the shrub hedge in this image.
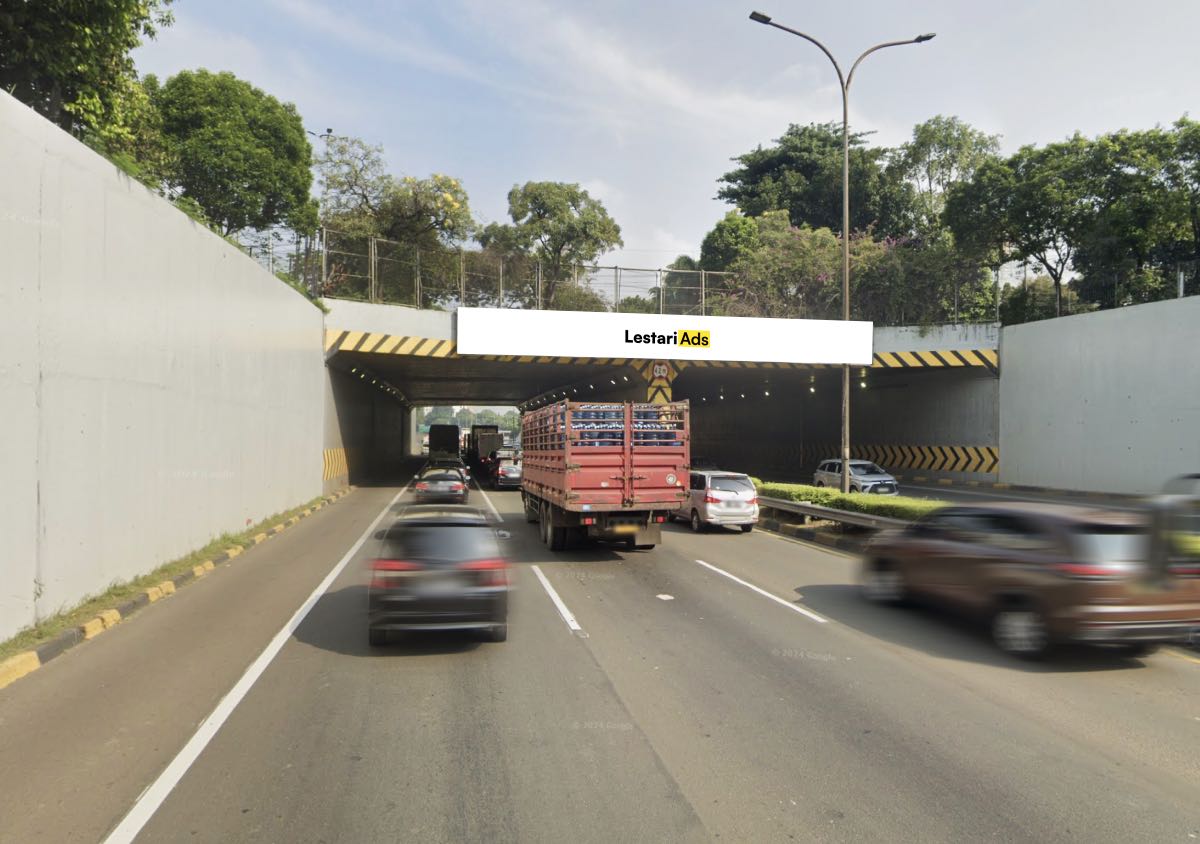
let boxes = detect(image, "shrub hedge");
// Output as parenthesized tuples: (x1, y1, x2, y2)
(752, 480, 946, 522)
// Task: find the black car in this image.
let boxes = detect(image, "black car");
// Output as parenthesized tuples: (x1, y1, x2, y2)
(413, 468, 469, 504)
(368, 506, 509, 645)
(424, 457, 471, 482)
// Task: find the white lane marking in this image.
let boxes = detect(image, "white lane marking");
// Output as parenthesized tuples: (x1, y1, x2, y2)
(694, 558, 826, 623)
(531, 564, 587, 637)
(473, 482, 505, 523)
(656, 594, 675, 601)
(102, 486, 408, 844)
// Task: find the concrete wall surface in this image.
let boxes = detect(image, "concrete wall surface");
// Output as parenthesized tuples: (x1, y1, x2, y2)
(322, 298, 454, 340)
(873, 323, 999, 353)
(999, 297, 1200, 493)
(0, 92, 324, 641)
(324, 367, 412, 489)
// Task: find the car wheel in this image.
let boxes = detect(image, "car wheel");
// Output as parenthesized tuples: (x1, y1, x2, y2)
(992, 605, 1050, 659)
(690, 510, 703, 533)
(740, 524, 753, 534)
(861, 560, 906, 604)
(368, 627, 389, 647)
(635, 544, 656, 550)
(481, 623, 508, 643)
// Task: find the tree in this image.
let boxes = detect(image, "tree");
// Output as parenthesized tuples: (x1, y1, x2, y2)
(895, 115, 1000, 233)
(454, 407, 476, 428)
(617, 294, 658, 313)
(550, 283, 610, 312)
(155, 70, 316, 236)
(699, 212, 760, 271)
(474, 409, 499, 425)
(423, 406, 454, 425)
(0, 0, 173, 136)
(500, 411, 520, 432)
(716, 122, 914, 237)
(479, 182, 623, 306)
(315, 136, 392, 238)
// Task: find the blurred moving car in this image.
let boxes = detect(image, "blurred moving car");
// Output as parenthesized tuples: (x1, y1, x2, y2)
(862, 502, 1200, 658)
(814, 459, 898, 495)
(674, 470, 759, 533)
(368, 505, 509, 645)
(413, 467, 469, 504)
(492, 457, 522, 490)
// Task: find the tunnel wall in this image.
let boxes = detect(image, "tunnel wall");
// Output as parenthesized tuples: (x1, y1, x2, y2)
(324, 367, 413, 489)
(999, 296, 1200, 494)
(0, 92, 324, 641)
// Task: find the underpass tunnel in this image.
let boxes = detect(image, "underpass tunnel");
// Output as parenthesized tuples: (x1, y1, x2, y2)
(323, 323, 1001, 486)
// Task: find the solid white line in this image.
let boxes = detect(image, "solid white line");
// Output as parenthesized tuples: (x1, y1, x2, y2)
(531, 564, 587, 637)
(694, 558, 827, 623)
(473, 481, 505, 523)
(102, 486, 407, 844)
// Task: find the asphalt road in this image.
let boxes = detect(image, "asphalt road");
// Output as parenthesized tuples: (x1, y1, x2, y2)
(2, 481, 1198, 843)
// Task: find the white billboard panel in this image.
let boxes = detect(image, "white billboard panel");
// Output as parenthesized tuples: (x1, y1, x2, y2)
(455, 308, 873, 365)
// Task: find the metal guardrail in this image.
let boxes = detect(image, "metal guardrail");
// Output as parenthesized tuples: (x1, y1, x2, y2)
(757, 496, 911, 531)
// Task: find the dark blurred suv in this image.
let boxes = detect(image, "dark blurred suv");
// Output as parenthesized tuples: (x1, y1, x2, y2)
(862, 502, 1200, 658)
(368, 506, 509, 645)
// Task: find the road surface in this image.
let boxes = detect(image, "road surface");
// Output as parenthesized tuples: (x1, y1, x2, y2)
(1, 480, 1197, 843)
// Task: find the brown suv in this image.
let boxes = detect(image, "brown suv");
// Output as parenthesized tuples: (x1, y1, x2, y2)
(862, 502, 1200, 658)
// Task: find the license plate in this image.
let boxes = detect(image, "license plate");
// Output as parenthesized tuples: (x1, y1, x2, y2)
(416, 575, 463, 595)
(612, 524, 639, 535)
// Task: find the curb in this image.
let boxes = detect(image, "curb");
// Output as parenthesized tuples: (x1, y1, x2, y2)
(759, 516, 867, 554)
(0, 487, 352, 694)
(892, 475, 1138, 501)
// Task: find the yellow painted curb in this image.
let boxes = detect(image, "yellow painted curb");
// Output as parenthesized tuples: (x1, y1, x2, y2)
(302, 509, 311, 516)
(937, 479, 953, 486)
(145, 585, 164, 602)
(270, 524, 284, 534)
(227, 545, 244, 558)
(192, 564, 209, 578)
(158, 580, 176, 596)
(287, 516, 299, 525)
(993, 482, 1011, 489)
(253, 532, 268, 544)
(98, 609, 121, 629)
(913, 476, 928, 483)
(82, 617, 106, 639)
(0, 651, 41, 690)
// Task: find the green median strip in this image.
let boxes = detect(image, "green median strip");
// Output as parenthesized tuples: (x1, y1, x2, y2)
(0, 492, 341, 665)
(753, 480, 949, 522)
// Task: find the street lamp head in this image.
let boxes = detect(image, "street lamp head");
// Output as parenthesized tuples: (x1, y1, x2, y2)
(749, 11, 772, 24)
(915, 33, 936, 42)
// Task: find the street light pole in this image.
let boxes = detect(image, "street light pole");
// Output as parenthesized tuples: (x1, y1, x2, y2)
(749, 12, 934, 494)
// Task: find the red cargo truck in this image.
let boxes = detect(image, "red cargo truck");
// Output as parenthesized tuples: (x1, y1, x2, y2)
(521, 400, 690, 550)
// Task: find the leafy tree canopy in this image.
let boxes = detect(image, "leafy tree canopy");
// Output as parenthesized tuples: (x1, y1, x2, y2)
(156, 70, 316, 236)
(0, 0, 173, 135)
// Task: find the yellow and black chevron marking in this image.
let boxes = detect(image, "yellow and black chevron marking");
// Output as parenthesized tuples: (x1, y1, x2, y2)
(323, 447, 350, 480)
(794, 443, 999, 474)
(634, 359, 681, 404)
(325, 329, 456, 358)
(324, 328, 997, 375)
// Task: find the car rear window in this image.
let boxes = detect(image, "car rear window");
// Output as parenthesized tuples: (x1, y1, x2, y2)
(1071, 524, 1147, 565)
(420, 472, 462, 482)
(711, 476, 754, 492)
(379, 526, 499, 564)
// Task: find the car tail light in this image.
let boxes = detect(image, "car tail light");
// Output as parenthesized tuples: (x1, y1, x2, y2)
(1052, 562, 1124, 579)
(705, 493, 721, 504)
(415, 482, 430, 491)
(748, 497, 758, 506)
(369, 559, 422, 589)
(1169, 564, 1200, 577)
(460, 559, 507, 587)
(450, 482, 464, 491)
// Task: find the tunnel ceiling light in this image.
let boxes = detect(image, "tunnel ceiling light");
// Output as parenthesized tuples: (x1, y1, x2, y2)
(809, 386, 816, 393)
(589, 384, 594, 389)
(622, 375, 628, 382)
(610, 379, 616, 385)
(764, 390, 770, 396)
(740, 393, 745, 398)
(860, 381, 867, 389)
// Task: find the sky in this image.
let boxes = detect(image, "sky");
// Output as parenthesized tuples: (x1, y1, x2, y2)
(133, 0, 1200, 270)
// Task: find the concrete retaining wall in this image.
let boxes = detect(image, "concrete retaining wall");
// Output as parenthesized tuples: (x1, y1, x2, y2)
(999, 297, 1200, 494)
(0, 92, 324, 641)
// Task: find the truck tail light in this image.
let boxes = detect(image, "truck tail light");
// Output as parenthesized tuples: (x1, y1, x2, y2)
(460, 559, 508, 586)
(369, 559, 422, 589)
(582, 516, 596, 525)
(654, 515, 666, 523)
(1052, 562, 1123, 579)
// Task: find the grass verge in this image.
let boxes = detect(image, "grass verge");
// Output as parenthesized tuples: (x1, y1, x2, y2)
(754, 480, 948, 521)
(0, 493, 334, 664)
